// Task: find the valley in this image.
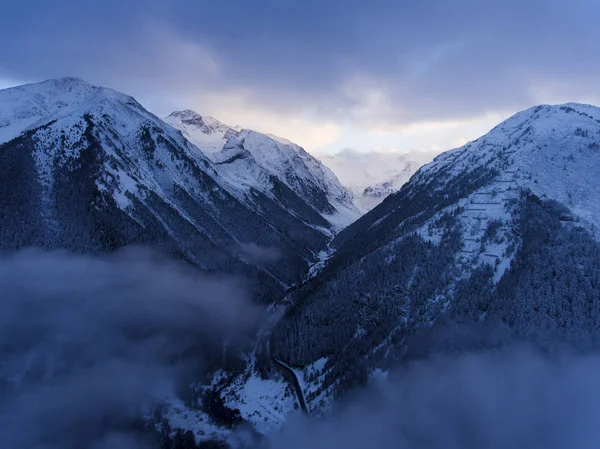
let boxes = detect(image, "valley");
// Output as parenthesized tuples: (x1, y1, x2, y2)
(2, 79, 600, 448)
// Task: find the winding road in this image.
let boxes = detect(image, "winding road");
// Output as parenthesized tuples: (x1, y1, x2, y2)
(268, 343, 308, 415)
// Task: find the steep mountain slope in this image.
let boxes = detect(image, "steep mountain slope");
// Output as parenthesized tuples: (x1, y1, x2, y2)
(165, 110, 360, 231)
(320, 149, 424, 211)
(0, 78, 333, 298)
(335, 103, 600, 255)
(272, 103, 600, 406)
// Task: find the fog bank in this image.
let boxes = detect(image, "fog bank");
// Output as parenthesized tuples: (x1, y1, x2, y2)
(0, 248, 260, 449)
(270, 348, 600, 449)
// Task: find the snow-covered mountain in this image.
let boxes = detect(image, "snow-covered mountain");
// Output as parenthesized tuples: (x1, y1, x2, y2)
(164, 109, 233, 155)
(165, 110, 360, 230)
(0, 77, 111, 143)
(8, 79, 600, 444)
(0, 78, 345, 299)
(319, 149, 426, 211)
(359, 162, 419, 211)
(269, 102, 600, 413)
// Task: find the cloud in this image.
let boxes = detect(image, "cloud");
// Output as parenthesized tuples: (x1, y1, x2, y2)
(2, 1, 600, 117)
(269, 348, 600, 449)
(315, 109, 512, 159)
(237, 243, 282, 265)
(1, 0, 600, 153)
(318, 149, 429, 194)
(0, 248, 260, 449)
(175, 89, 342, 151)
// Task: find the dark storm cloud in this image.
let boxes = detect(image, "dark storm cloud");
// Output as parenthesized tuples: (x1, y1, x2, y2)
(0, 0, 599, 123)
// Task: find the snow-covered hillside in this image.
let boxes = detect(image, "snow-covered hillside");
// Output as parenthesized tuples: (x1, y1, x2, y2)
(415, 103, 600, 233)
(0, 77, 151, 145)
(163, 109, 232, 154)
(182, 102, 600, 439)
(271, 102, 600, 415)
(0, 78, 337, 296)
(336, 103, 600, 254)
(166, 110, 360, 230)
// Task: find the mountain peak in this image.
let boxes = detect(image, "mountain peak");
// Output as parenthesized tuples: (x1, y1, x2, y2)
(42, 76, 90, 88)
(167, 109, 201, 120)
(167, 109, 230, 134)
(164, 109, 232, 155)
(0, 77, 143, 144)
(6, 77, 109, 99)
(488, 102, 600, 134)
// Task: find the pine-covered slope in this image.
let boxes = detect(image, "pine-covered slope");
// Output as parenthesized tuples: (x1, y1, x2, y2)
(0, 78, 334, 299)
(272, 103, 600, 405)
(165, 110, 360, 232)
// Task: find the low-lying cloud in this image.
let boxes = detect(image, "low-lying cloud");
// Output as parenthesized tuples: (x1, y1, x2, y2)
(270, 348, 600, 449)
(237, 243, 282, 265)
(0, 248, 260, 449)
(4, 248, 600, 449)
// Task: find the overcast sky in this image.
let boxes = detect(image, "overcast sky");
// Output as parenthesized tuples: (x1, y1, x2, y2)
(1, 0, 599, 156)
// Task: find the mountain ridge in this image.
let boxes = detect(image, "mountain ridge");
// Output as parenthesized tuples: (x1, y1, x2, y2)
(4, 78, 600, 442)
(0, 77, 351, 299)
(165, 108, 360, 231)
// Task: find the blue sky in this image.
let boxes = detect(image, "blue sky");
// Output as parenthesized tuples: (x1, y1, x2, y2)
(1, 0, 599, 156)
